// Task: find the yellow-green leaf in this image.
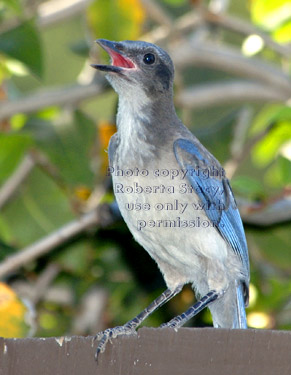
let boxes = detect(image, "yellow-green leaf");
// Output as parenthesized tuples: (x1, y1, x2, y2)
(250, 0, 291, 31)
(272, 20, 291, 43)
(252, 122, 291, 167)
(0, 21, 43, 77)
(264, 155, 291, 187)
(0, 283, 31, 338)
(87, 0, 145, 42)
(249, 105, 291, 137)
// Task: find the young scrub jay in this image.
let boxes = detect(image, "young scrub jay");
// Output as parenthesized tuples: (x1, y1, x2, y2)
(92, 39, 250, 359)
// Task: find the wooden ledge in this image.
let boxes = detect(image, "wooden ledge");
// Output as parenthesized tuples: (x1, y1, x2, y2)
(1, 327, 291, 375)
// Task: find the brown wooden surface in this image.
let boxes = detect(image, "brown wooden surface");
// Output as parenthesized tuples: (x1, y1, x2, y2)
(1, 327, 291, 375)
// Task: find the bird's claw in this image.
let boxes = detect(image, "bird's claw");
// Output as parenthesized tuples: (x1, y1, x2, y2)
(94, 325, 136, 361)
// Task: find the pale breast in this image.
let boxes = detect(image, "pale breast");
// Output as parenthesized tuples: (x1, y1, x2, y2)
(110, 157, 230, 280)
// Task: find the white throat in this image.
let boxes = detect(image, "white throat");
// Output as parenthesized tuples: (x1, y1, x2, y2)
(116, 89, 156, 165)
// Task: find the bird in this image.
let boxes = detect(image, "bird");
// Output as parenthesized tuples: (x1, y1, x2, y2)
(91, 39, 250, 359)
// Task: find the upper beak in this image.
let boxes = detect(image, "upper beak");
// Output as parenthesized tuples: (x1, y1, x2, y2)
(91, 39, 135, 73)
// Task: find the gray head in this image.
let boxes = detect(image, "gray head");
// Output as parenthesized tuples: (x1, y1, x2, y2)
(92, 39, 174, 99)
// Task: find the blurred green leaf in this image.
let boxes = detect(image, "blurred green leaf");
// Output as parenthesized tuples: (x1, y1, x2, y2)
(277, 155, 291, 185)
(10, 114, 27, 130)
(24, 110, 97, 187)
(272, 20, 291, 43)
(37, 107, 60, 121)
(1, 0, 22, 14)
(231, 175, 265, 199)
(0, 239, 16, 261)
(0, 133, 33, 183)
(252, 122, 291, 167)
(248, 224, 291, 272)
(249, 105, 291, 136)
(0, 168, 74, 246)
(0, 215, 14, 247)
(70, 40, 90, 57)
(0, 21, 43, 77)
(56, 241, 92, 275)
(265, 155, 291, 187)
(161, 0, 187, 5)
(250, 0, 291, 31)
(87, 0, 145, 41)
(38, 302, 71, 337)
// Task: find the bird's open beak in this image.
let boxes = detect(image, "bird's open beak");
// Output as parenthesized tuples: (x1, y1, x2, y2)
(91, 39, 136, 73)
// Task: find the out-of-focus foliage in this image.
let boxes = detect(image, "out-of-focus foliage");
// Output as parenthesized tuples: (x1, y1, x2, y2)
(161, 0, 188, 6)
(87, 0, 145, 41)
(0, 0, 290, 337)
(0, 133, 33, 182)
(250, 0, 291, 43)
(0, 282, 32, 337)
(250, 105, 291, 187)
(0, 21, 43, 77)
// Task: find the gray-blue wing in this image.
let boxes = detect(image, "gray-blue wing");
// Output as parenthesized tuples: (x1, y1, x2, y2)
(174, 138, 250, 286)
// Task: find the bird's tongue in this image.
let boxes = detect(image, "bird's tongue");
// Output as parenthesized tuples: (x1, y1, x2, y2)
(108, 49, 135, 69)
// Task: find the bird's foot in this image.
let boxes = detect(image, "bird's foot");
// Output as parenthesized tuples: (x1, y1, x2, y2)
(94, 325, 137, 361)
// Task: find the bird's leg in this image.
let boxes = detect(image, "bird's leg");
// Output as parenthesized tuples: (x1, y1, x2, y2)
(160, 289, 225, 329)
(95, 285, 182, 360)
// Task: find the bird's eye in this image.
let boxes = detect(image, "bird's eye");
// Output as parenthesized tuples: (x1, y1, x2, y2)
(143, 53, 155, 65)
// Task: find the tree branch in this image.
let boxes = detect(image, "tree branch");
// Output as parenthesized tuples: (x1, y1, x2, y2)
(0, 0, 94, 33)
(239, 194, 291, 226)
(0, 209, 99, 279)
(172, 41, 291, 94)
(1, 76, 288, 123)
(0, 154, 35, 210)
(142, 10, 201, 43)
(140, 0, 173, 28)
(0, 201, 118, 279)
(203, 9, 291, 58)
(38, 0, 94, 28)
(176, 81, 288, 109)
(224, 113, 271, 179)
(143, 8, 291, 60)
(0, 81, 105, 121)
